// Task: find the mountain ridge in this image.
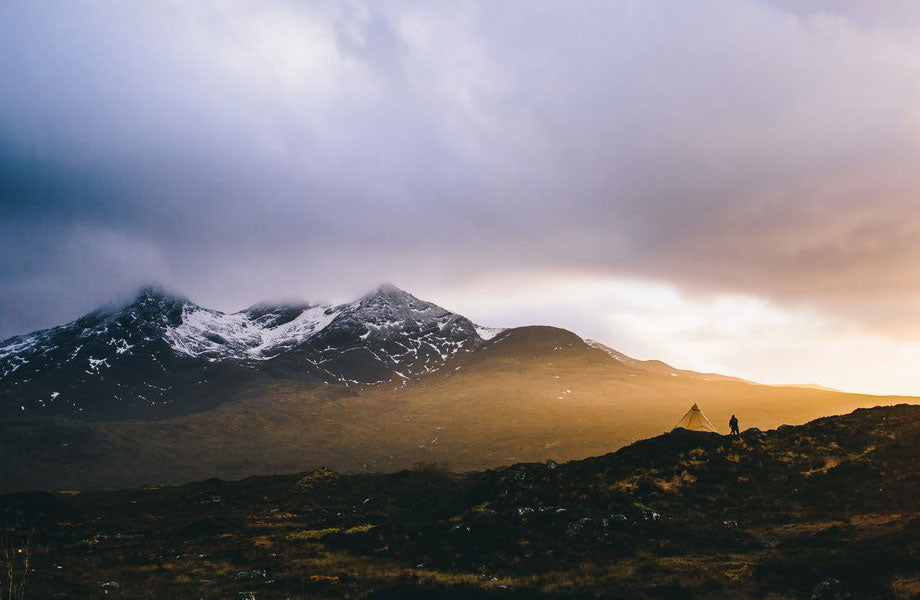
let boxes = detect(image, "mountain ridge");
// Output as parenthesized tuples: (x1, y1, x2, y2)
(0, 284, 498, 419)
(2, 284, 914, 493)
(1, 284, 853, 421)
(1, 319, 912, 492)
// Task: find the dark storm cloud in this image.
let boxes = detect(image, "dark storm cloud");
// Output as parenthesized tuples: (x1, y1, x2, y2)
(2, 1, 920, 339)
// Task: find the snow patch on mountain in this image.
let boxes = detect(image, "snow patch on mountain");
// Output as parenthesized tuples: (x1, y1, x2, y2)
(161, 284, 485, 365)
(585, 339, 639, 365)
(0, 333, 42, 361)
(474, 325, 505, 341)
(164, 303, 341, 360)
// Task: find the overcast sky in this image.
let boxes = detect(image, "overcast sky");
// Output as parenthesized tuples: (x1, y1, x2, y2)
(3, 1, 920, 395)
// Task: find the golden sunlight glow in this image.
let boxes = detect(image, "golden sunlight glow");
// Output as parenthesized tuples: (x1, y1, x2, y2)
(432, 273, 920, 397)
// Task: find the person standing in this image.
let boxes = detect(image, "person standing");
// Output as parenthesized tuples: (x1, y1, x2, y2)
(729, 414, 740, 436)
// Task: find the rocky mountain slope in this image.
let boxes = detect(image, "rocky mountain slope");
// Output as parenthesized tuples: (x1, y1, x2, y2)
(0, 284, 494, 420)
(5, 404, 919, 599)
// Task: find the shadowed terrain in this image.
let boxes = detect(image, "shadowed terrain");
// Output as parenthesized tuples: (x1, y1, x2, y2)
(3, 404, 920, 599)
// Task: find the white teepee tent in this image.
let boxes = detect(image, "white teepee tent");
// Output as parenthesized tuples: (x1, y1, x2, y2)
(673, 403, 719, 433)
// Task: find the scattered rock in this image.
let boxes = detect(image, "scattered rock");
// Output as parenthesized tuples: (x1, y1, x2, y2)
(450, 523, 471, 534)
(546, 459, 559, 470)
(604, 514, 629, 526)
(296, 467, 339, 489)
(566, 517, 600, 536)
(811, 578, 852, 600)
(632, 503, 661, 521)
(231, 569, 266, 582)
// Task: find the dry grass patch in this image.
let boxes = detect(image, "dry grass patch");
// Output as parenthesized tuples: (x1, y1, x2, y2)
(344, 524, 377, 534)
(803, 455, 843, 476)
(287, 524, 377, 540)
(891, 575, 920, 598)
(656, 470, 696, 491)
(609, 478, 639, 493)
(287, 528, 341, 540)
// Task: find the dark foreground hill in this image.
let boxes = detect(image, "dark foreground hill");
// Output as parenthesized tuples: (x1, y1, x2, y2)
(3, 404, 920, 599)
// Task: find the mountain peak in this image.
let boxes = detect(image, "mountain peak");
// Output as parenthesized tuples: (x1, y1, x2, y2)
(376, 282, 402, 294)
(363, 282, 408, 299)
(132, 285, 187, 306)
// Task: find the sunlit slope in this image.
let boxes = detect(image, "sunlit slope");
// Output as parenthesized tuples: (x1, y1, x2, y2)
(1, 326, 912, 492)
(368, 326, 906, 466)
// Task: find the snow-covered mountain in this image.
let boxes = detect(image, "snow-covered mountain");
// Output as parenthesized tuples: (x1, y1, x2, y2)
(161, 283, 487, 366)
(0, 284, 502, 420)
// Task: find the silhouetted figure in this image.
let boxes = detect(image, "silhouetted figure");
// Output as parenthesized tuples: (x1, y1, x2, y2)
(729, 414, 740, 436)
